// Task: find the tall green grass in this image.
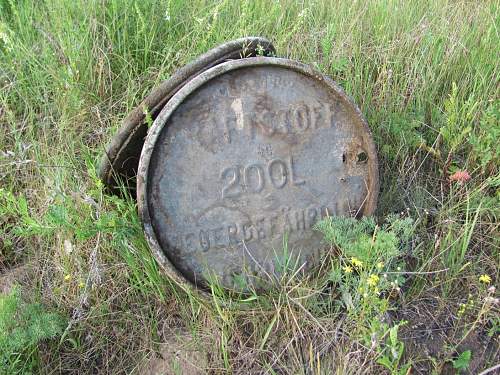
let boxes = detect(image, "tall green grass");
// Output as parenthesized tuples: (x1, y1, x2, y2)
(1, 0, 498, 373)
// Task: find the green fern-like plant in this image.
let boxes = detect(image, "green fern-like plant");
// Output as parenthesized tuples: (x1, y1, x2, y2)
(0, 287, 65, 374)
(314, 214, 413, 265)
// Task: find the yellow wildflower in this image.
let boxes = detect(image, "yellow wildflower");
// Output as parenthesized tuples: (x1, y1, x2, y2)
(64, 274, 71, 281)
(367, 274, 380, 287)
(479, 274, 491, 284)
(376, 262, 384, 269)
(78, 281, 85, 288)
(343, 265, 353, 274)
(350, 257, 363, 268)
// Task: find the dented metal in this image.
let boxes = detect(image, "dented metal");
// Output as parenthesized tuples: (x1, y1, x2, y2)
(137, 57, 379, 292)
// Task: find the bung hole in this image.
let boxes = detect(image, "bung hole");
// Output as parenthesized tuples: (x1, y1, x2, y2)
(357, 151, 368, 163)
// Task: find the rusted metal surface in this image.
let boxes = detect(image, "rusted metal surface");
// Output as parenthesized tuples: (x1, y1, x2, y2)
(99, 37, 275, 194)
(138, 57, 379, 292)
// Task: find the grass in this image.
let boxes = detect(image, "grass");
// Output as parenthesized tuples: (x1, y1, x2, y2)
(0, 0, 499, 373)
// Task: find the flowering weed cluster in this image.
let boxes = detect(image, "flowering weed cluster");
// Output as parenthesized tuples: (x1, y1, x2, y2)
(315, 215, 414, 372)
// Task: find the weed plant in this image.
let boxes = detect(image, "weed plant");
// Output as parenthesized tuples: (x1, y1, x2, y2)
(0, 288, 65, 374)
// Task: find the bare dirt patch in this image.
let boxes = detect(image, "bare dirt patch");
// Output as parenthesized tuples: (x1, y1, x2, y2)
(0, 264, 29, 294)
(397, 298, 499, 374)
(139, 330, 208, 375)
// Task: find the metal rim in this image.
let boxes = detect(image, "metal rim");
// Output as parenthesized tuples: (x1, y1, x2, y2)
(137, 57, 379, 295)
(99, 37, 276, 194)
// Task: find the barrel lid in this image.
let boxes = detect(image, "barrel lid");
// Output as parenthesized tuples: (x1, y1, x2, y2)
(138, 57, 379, 292)
(99, 37, 275, 194)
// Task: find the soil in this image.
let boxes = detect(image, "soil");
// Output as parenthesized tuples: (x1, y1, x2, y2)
(396, 298, 499, 375)
(0, 264, 29, 295)
(139, 330, 208, 375)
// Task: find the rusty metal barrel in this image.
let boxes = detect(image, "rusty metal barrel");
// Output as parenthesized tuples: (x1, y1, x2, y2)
(99, 37, 275, 195)
(137, 57, 379, 292)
